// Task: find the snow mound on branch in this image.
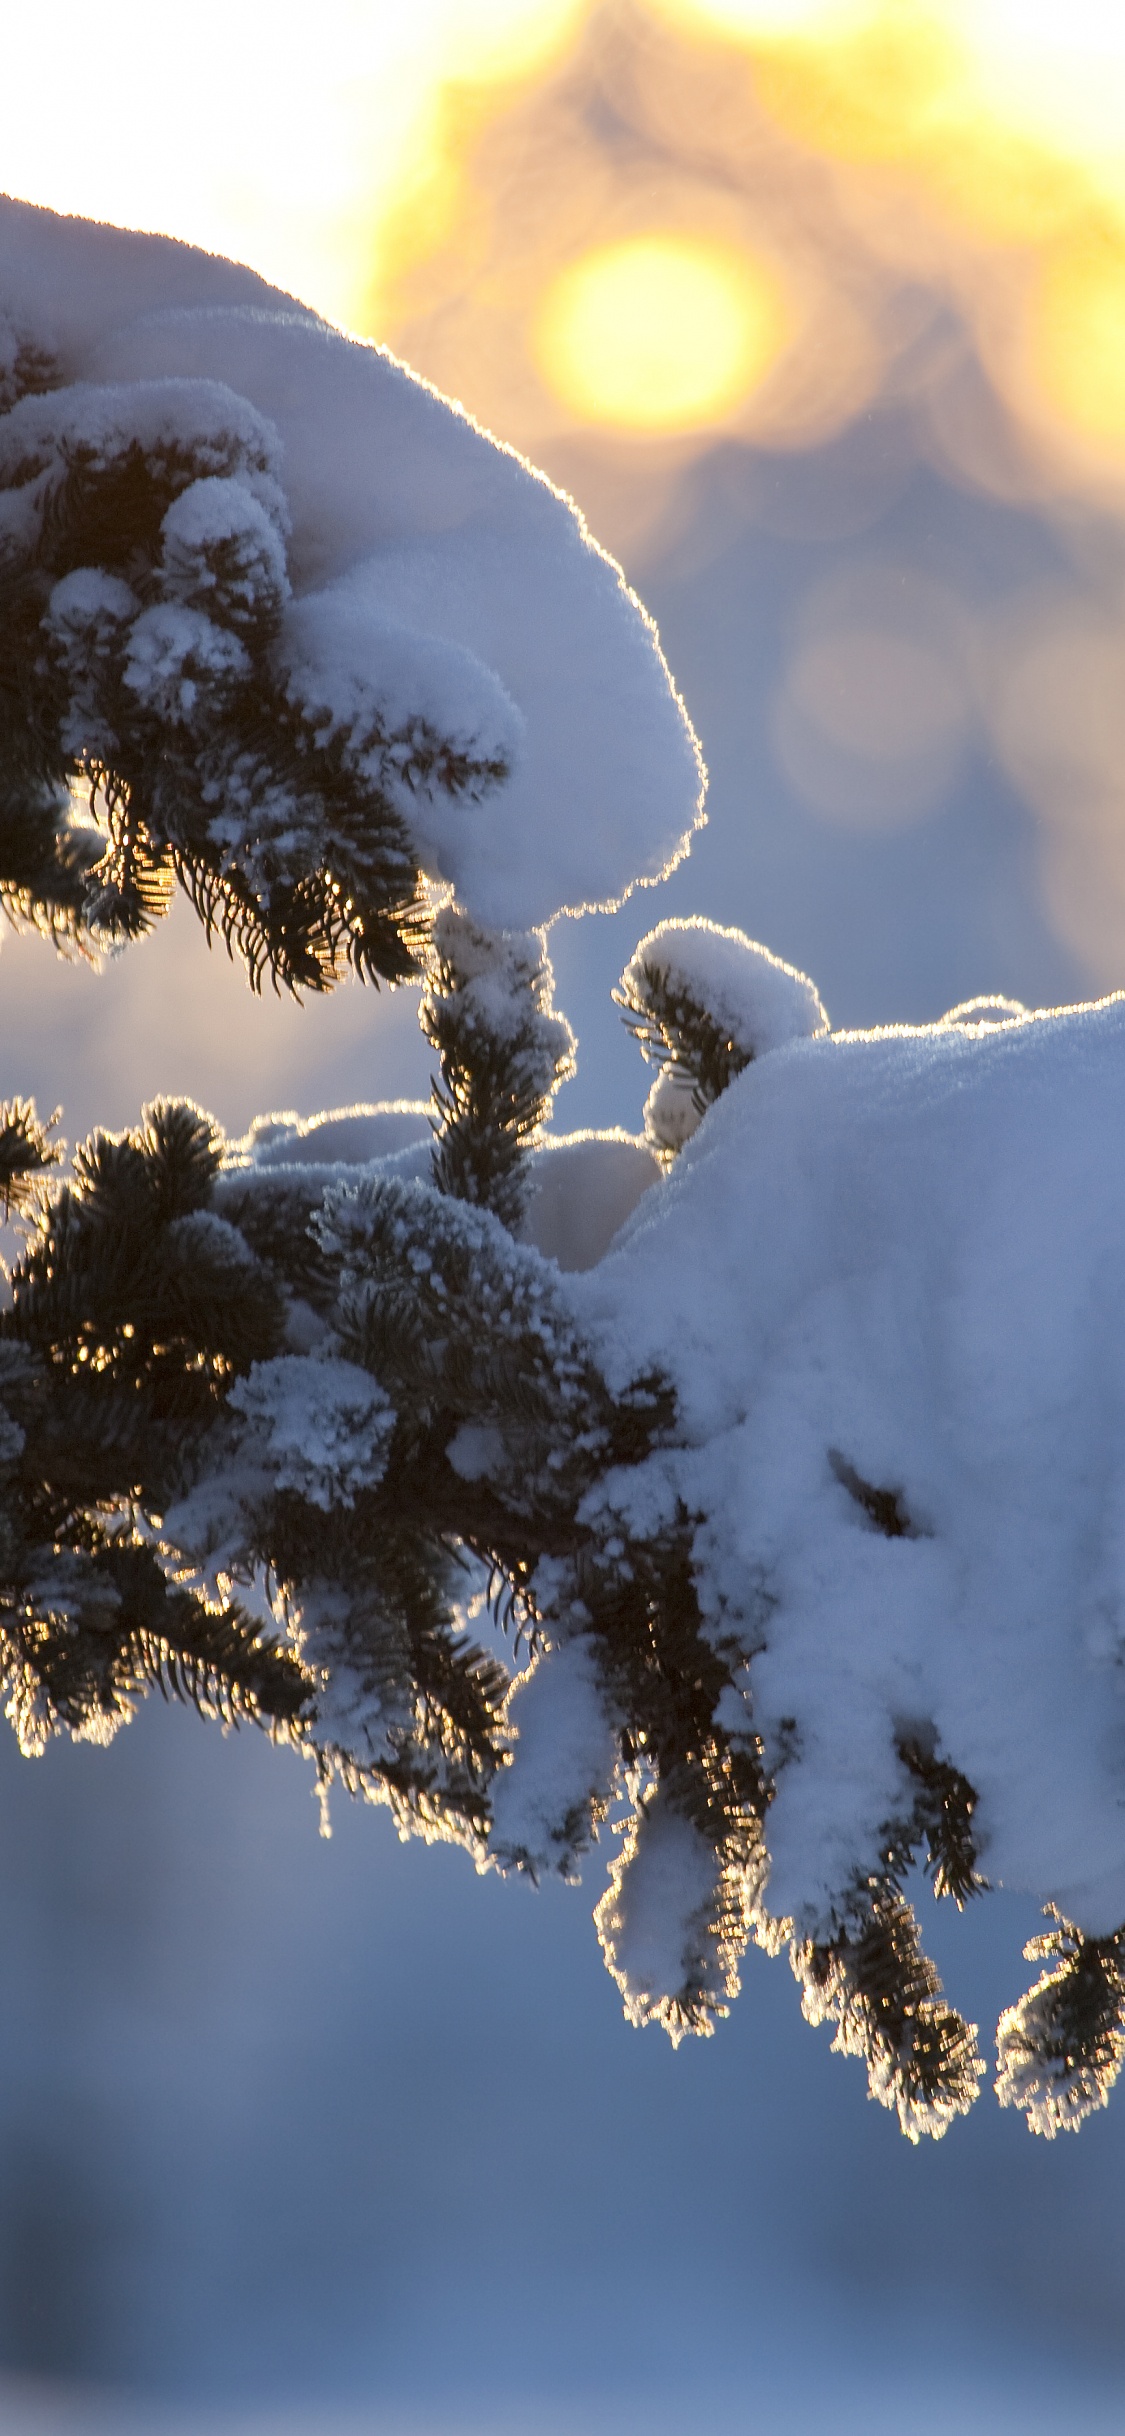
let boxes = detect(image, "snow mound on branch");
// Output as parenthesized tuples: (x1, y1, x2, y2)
(624, 919, 829, 1061)
(0, 195, 704, 929)
(238, 1102, 433, 1171)
(229, 1355, 394, 1511)
(575, 991, 1125, 1942)
(0, 374, 288, 524)
(518, 1132, 659, 1271)
(228, 1102, 660, 1272)
(282, 573, 524, 853)
(490, 1637, 617, 1880)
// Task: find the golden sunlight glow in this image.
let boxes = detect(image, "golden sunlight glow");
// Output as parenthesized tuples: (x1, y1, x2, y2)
(666, 0, 872, 35)
(2, 0, 584, 335)
(9, 0, 1125, 472)
(652, 0, 1125, 453)
(535, 236, 791, 432)
(1028, 232, 1125, 447)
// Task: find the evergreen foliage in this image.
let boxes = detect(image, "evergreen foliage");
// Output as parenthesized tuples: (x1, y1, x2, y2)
(615, 946, 754, 1117)
(422, 908, 575, 1227)
(0, 1096, 60, 1215)
(996, 1911, 1125, 2136)
(0, 1102, 309, 1756)
(1, 336, 1119, 2148)
(0, 342, 515, 992)
(792, 1893, 985, 2142)
(614, 919, 827, 1158)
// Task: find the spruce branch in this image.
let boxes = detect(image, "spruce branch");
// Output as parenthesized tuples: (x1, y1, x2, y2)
(615, 956, 753, 1117)
(422, 908, 575, 1227)
(615, 919, 826, 1160)
(2, 310, 1117, 2149)
(793, 1891, 985, 2142)
(996, 1910, 1125, 2136)
(0, 371, 514, 994)
(0, 1099, 61, 1218)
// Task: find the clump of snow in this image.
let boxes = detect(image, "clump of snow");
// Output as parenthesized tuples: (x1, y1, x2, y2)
(0, 374, 287, 526)
(122, 601, 249, 723)
(939, 995, 1029, 1033)
(44, 567, 138, 755)
(424, 911, 575, 1162)
(622, 919, 829, 1064)
(160, 475, 289, 631)
(429, 907, 561, 1050)
(229, 1354, 394, 1510)
(237, 1102, 432, 1172)
(574, 991, 1125, 1945)
(281, 572, 524, 846)
(641, 1066, 702, 1162)
(0, 195, 704, 931)
(490, 1637, 618, 1880)
(594, 1792, 727, 2040)
(517, 1131, 659, 1271)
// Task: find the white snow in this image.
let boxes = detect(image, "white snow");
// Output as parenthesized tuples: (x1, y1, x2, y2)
(122, 601, 248, 723)
(573, 989, 1125, 1943)
(0, 195, 704, 930)
(237, 1101, 432, 1171)
(641, 1065, 702, 1161)
(226, 1105, 660, 1272)
(159, 475, 290, 627)
(44, 567, 138, 754)
(489, 1636, 618, 1880)
(0, 374, 287, 525)
(281, 574, 524, 850)
(594, 1794, 723, 2035)
(228, 1354, 394, 1511)
(622, 918, 829, 1061)
(518, 1131, 659, 1271)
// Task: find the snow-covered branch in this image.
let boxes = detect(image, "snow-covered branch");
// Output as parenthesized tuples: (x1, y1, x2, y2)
(3, 200, 1124, 2146)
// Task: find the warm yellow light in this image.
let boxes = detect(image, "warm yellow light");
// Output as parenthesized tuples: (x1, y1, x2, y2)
(644, 0, 1125, 466)
(656, 0, 872, 36)
(1027, 232, 1125, 447)
(535, 235, 790, 433)
(1, 0, 584, 336)
(956, 0, 1125, 156)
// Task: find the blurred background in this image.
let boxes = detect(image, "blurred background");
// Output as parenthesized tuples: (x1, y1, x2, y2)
(4, 2, 1125, 2427)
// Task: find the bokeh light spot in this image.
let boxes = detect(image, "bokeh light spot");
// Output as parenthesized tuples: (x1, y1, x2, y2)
(1029, 232, 1125, 448)
(535, 235, 791, 433)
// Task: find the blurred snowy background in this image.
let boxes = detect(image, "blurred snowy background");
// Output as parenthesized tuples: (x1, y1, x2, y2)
(5, 1, 1125, 2427)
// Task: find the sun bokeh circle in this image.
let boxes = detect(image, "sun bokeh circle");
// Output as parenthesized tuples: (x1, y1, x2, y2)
(534, 233, 793, 433)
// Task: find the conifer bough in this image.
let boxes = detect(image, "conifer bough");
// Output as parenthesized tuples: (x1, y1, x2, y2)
(3, 200, 1125, 2146)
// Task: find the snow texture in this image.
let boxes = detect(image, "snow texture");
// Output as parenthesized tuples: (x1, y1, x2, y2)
(226, 1104, 659, 1271)
(162, 1349, 395, 1621)
(624, 918, 829, 1059)
(237, 1101, 433, 1171)
(489, 1637, 618, 1879)
(574, 989, 1125, 1943)
(228, 1354, 394, 1511)
(0, 195, 704, 929)
(519, 1131, 659, 1271)
(595, 1794, 724, 2033)
(642, 1064, 705, 1160)
(281, 573, 524, 857)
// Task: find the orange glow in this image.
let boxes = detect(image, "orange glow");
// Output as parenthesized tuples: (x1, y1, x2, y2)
(535, 236, 791, 433)
(2, 0, 586, 336)
(9, 0, 1125, 475)
(1027, 230, 1125, 449)
(649, 0, 1125, 457)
